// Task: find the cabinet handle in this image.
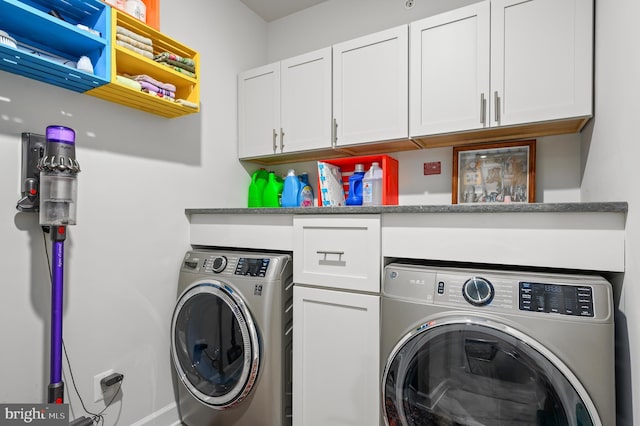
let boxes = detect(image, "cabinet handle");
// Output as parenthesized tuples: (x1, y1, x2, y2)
(494, 91, 501, 124)
(272, 128, 278, 153)
(480, 93, 486, 125)
(332, 118, 338, 147)
(280, 127, 285, 153)
(316, 250, 346, 267)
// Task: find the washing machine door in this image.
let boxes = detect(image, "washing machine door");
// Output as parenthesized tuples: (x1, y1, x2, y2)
(171, 280, 260, 409)
(382, 316, 601, 426)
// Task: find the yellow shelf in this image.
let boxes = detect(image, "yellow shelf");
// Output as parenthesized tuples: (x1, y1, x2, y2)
(90, 81, 198, 118)
(87, 8, 199, 118)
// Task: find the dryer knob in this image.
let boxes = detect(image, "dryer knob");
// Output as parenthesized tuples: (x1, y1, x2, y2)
(211, 256, 227, 273)
(462, 276, 495, 306)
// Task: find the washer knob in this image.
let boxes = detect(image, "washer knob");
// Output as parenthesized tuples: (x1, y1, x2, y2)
(211, 256, 227, 273)
(462, 276, 494, 306)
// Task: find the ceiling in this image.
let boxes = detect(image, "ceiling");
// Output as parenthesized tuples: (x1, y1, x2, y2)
(239, 0, 329, 22)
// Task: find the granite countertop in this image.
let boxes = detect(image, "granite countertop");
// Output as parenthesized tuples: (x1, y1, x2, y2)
(186, 201, 628, 216)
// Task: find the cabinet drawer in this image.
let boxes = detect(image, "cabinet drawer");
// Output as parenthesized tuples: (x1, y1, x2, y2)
(293, 215, 381, 292)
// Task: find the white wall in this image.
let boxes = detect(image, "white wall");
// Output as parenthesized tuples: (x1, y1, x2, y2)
(267, 0, 480, 62)
(0, 0, 266, 424)
(581, 1, 640, 424)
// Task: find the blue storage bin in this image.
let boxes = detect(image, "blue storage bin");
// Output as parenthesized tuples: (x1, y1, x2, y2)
(0, 0, 111, 92)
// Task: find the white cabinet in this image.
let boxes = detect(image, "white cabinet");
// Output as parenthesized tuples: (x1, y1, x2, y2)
(293, 215, 381, 292)
(281, 49, 333, 154)
(491, 0, 593, 126)
(333, 25, 409, 147)
(410, 0, 593, 137)
(238, 62, 280, 158)
(239, 0, 594, 161)
(292, 215, 381, 425)
(238, 47, 332, 159)
(239, 26, 410, 161)
(409, 2, 490, 136)
(292, 285, 380, 426)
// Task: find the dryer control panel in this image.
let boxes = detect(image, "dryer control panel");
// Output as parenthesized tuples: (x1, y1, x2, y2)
(519, 282, 594, 317)
(383, 263, 611, 321)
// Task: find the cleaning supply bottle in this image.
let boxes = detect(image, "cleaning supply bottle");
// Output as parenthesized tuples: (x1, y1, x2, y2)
(263, 171, 284, 208)
(248, 168, 268, 208)
(362, 162, 383, 206)
(281, 169, 301, 208)
(346, 164, 365, 206)
(298, 172, 314, 207)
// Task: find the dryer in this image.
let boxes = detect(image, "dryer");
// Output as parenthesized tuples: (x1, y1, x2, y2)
(171, 249, 293, 426)
(381, 263, 615, 426)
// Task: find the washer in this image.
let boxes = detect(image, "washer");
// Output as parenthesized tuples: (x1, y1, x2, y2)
(381, 263, 615, 426)
(171, 249, 293, 426)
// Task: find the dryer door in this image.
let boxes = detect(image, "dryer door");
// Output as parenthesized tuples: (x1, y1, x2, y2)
(171, 281, 260, 409)
(382, 317, 601, 426)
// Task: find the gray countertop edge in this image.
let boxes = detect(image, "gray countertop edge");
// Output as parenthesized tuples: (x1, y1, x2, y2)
(185, 201, 628, 216)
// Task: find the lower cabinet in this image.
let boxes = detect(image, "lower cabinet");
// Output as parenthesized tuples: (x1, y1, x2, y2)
(293, 285, 380, 426)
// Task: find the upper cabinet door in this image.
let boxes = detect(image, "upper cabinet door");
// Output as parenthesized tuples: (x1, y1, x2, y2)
(410, 2, 491, 136)
(490, 0, 593, 127)
(238, 63, 281, 158)
(333, 25, 409, 147)
(281, 47, 333, 153)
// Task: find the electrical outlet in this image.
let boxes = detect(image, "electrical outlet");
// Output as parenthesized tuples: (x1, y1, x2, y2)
(424, 161, 442, 175)
(93, 369, 114, 402)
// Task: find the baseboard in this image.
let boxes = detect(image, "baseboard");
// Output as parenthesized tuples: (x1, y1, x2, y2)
(130, 402, 181, 426)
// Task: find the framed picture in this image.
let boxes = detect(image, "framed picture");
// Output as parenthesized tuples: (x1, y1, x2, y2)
(452, 140, 536, 204)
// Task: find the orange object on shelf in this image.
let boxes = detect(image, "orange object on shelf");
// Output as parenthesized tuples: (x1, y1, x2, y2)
(317, 155, 399, 206)
(144, 0, 159, 31)
(102, 0, 159, 30)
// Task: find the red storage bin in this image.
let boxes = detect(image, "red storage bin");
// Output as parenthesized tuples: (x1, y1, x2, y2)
(317, 155, 399, 206)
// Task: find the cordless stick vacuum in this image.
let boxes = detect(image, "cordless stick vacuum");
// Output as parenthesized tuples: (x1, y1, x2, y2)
(38, 126, 81, 404)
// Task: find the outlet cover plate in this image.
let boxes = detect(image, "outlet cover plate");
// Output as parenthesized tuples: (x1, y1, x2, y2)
(93, 369, 114, 402)
(424, 161, 441, 175)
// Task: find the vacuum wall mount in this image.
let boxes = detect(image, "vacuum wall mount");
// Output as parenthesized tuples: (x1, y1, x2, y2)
(16, 132, 46, 212)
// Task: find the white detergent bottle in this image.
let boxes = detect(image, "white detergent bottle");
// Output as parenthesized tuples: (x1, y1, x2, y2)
(362, 162, 383, 206)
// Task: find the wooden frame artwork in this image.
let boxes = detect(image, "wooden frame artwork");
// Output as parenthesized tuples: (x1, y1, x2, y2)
(452, 140, 536, 204)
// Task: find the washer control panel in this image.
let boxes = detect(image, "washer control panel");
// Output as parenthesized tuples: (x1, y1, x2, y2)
(182, 250, 288, 280)
(235, 257, 270, 277)
(519, 282, 594, 317)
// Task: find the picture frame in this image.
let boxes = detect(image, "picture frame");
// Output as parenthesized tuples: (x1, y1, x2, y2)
(452, 140, 536, 204)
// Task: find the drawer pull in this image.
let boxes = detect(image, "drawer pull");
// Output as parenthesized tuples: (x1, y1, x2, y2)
(317, 250, 346, 267)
